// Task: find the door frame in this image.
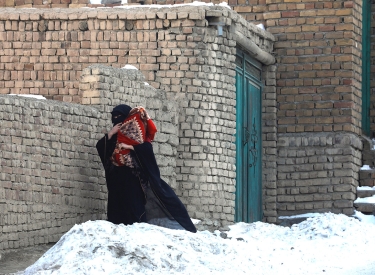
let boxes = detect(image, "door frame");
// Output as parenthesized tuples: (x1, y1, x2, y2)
(362, 0, 371, 136)
(235, 48, 263, 223)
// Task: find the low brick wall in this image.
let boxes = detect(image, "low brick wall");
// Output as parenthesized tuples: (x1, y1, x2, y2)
(0, 95, 105, 250)
(0, 66, 179, 251)
(277, 132, 362, 216)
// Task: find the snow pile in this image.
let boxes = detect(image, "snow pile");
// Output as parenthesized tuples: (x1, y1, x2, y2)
(9, 94, 46, 100)
(353, 210, 375, 224)
(89, 1, 231, 9)
(355, 194, 375, 204)
(115, 1, 231, 9)
(289, 212, 366, 239)
(358, 186, 375, 191)
(24, 221, 252, 275)
(23, 213, 375, 275)
(122, 64, 138, 70)
(360, 164, 372, 170)
(279, 212, 322, 220)
(256, 23, 265, 30)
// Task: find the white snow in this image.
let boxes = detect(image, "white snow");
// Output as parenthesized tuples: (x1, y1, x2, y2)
(22, 213, 375, 275)
(360, 164, 372, 170)
(256, 23, 265, 30)
(9, 94, 46, 100)
(354, 194, 375, 203)
(122, 64, 138, 70)
(278, 212, 322, 220)
(357, 186, 375, 191)
(217, 2, 231, 9)
(358, 186, 375, 191)
(115, 1, 231, 9)
(190, 218, 200, 225)
(88, 1, 231, 10)
(353, 210, 375, 225)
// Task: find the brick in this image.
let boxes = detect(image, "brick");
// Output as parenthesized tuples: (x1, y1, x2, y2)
(281, 11, 299, 18)
(335, 9, 352, 16)
(316, 9, 335, 16)
(234, 6, 252, 13)
(263, 12, 281, 20)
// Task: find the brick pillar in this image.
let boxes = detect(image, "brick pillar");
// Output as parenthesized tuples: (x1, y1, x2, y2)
(266, 0, 362, 135)
(263, 0, 363, 216)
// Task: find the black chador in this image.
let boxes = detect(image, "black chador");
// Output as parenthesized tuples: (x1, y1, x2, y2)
(96, 104, 196, 233)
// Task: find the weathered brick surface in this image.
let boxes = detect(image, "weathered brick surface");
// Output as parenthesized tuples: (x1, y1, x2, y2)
(268, 0, 363, 136)
(0, 66, 179, 251)
(0, 95, 105, 251)
(154, 1, 366, 134)
(0, 0, 369, 232)
(277, 132, 362, 216)
(262, 64, 277, 223)
(0, 6, 276, 228)
(149, 0, 367, 218)
(80, 65, 180, 189)
(0, 6, 273, 102)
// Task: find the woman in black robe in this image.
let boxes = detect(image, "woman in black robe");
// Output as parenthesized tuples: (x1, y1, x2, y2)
(96, 104, 196, 233)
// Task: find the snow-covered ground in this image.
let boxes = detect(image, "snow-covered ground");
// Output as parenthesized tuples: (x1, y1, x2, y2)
(21, 213, 375, 275)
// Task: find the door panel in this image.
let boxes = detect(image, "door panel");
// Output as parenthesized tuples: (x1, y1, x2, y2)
(235, 52, 262, 223)
(246, 79, 262, 222)
(362, 0, 371, 136)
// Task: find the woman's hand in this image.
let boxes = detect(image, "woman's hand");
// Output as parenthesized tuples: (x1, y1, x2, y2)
(119, 143, 134, 151)
(108, 123, 122, 140)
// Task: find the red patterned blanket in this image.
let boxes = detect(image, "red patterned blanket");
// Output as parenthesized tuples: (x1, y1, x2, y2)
(111, 107, 157, 167)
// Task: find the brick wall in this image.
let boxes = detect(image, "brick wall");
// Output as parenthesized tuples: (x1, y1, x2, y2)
(0, 6, 273, 101)
(0, 95, 106, 250)
(277, 133, 362, 216)
(266, 1, 362, 136)
(266, 0, 363, 216)
(147, 1, 365, 135)
(152, 0, 365, 218)
(80, 64, 181, 190)
(0, 6, 276, 227)
(0, 66, 180, 250)
(0, 0, 109, 8)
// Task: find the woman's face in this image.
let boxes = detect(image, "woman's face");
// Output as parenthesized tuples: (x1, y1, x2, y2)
(111, 104, 132, 125)
(111, 112, 126, 125)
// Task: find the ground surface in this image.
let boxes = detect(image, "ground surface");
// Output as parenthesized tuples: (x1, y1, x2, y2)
(0, 244, 54, 275)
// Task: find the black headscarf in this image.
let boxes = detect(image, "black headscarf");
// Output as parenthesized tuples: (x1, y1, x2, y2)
(111, 104, 132, 125)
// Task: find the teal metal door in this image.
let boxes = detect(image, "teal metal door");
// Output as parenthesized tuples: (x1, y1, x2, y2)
(235, 50, 262, 223)
(362, 0, 371, 136)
